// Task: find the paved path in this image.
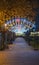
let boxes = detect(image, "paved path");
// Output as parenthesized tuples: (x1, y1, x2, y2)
(0, 37, 39, 65)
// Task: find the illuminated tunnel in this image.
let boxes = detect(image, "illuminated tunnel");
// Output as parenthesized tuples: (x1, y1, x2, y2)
(4, 17, 36, 36)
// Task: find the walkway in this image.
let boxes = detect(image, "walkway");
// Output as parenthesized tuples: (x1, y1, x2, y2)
(0, 37, 39, 65)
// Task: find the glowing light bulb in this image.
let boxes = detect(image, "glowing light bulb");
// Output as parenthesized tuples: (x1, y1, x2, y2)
(4, 24, 7, 27)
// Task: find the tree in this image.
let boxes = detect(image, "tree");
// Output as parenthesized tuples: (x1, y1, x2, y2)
(35, 8, 39, 31)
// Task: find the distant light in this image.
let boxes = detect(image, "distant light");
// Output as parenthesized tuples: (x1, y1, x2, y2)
(4, 24, 7, 27)
(24, 19, 26, 22)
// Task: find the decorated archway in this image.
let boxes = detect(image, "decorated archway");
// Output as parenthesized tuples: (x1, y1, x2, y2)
(4, 17, 36, 34)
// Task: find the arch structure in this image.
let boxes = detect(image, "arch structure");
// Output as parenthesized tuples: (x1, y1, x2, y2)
(4, 17, 36, 36)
